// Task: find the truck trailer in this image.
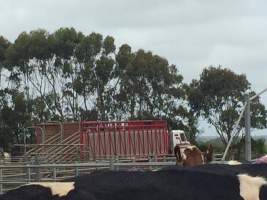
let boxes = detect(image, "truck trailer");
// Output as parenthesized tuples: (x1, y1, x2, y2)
(80, 120, 190, 160)
(33, 120, 191, 162)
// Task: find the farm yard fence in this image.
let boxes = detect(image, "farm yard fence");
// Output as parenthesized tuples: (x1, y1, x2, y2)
(0, 158, 176, 194)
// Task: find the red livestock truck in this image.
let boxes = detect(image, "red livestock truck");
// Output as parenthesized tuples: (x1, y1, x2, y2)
(79, 120, 191, 160)
(34, 120, 191, 161)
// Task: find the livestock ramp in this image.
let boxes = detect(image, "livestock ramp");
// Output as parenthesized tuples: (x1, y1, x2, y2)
(22, 122, 81, 164)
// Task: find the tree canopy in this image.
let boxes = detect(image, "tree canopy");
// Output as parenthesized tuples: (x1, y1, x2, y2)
(187, 66, 267, 146)
(0, 28, 198, 150)
(0, 29, 266, 152)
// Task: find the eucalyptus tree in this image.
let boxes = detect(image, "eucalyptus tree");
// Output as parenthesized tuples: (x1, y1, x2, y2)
(0, 28, 202, 148)
(48, 27, 84, 120)
(5, 32, 30, 89)
(0, 36, 10, 63)
(74, 33, 116, 120)
(116, 48, 184, 117)
(187, 66, 267, 146)
(4, 28, 82, 121)
(114, 47, 197, 140)
(5, 30, 57, 121)
(0, 88, 31, 148)
(0, 36, 10, 84)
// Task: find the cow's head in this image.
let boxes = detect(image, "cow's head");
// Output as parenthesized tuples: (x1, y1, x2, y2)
(182, 146, 205, 167)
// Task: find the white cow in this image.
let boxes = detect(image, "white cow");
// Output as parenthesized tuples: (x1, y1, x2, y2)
(0, 151, 11, 163)
(228, 160, 242, 165)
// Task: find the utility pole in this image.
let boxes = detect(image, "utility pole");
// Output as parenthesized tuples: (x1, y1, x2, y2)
(222, 87, 267, 161)
(244, 98, 251, 161)
(244, 87, 267, 161)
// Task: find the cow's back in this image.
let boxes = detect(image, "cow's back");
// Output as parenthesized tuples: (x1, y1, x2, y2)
(73, 170, 243, 200)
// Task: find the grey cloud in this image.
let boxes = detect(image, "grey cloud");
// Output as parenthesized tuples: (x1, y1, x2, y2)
(1, 0, 266, 86)
(1, 0, 267, 135)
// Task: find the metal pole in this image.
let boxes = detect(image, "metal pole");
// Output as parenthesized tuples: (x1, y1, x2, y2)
(109, 157, 115, 171)
(222, 103, 247, 160)
(163, 155, 166, 162)
(0, 164, 3, 194)
(245, 99, 251, 161)
(149, 155, 153, 171)
(53, 164, 57, 181)
(250, 87, 267, 101)
(27, 165, 31, 183)
(27, 126, 45, 144)
(222, 87, 267, 161)
(24, 128, 27, 155)
(115, 156, 119, 171)
(59, 122, 63, 142)
(35, 156, 41, 181)
(76, 146, 80, 162)
(74, 162, 79, 177)
(34, 127, 45, 144)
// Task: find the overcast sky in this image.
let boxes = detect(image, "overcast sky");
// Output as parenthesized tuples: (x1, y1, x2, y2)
(1, 0, 267, 135)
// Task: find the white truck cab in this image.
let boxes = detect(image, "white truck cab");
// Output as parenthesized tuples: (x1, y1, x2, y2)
(170, 130, 190, 151)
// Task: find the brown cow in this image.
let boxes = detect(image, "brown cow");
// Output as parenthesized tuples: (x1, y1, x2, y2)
(174, 144, 213, 167)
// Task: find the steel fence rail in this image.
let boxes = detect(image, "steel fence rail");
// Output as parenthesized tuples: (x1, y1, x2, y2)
(0, 160, 176, 194)
(0, 161, 176, 169)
